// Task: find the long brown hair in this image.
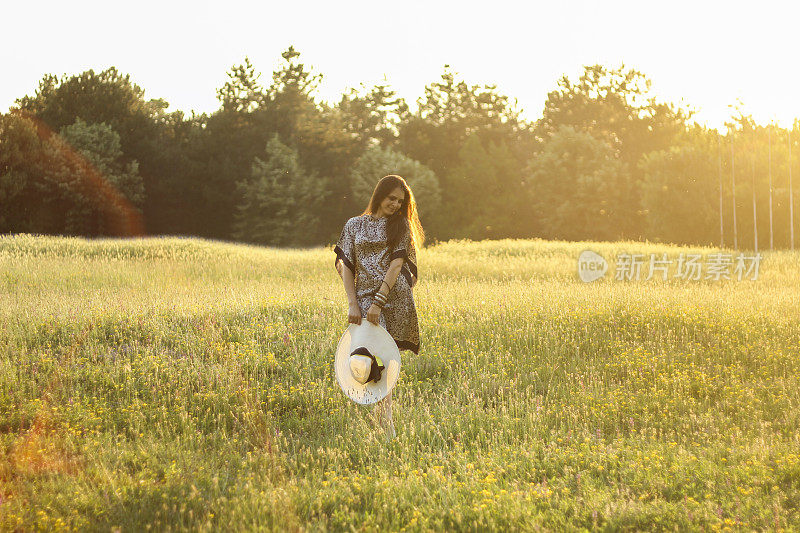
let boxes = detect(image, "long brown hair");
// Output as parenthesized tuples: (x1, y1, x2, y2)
(361, 175, 425, 253)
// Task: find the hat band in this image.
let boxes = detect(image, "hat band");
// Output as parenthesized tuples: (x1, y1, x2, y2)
(350, 347, 385, 383)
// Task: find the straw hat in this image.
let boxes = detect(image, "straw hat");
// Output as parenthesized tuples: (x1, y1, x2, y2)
(334, 321, 402, 405)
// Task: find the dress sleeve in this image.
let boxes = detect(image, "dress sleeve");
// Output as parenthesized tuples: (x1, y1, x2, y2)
(388, 223, 418, 285)
(334, 218, 357, 276)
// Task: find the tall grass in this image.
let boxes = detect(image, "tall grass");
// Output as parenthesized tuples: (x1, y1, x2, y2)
(1, 233, 798, 531)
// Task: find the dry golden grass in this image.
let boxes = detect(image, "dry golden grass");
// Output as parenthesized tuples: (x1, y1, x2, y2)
(1, 233, 798, 531)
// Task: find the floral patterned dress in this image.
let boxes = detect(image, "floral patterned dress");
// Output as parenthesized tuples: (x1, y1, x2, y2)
(334, 214, 420, 354)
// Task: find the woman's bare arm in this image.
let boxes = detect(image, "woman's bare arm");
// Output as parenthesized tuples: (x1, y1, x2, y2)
(381, 258, 404, 293)
(339, 260, 358, 306)
(385, 259, 416, 289)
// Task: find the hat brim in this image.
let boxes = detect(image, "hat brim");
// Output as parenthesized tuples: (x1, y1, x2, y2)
(335, 322, 401, 405)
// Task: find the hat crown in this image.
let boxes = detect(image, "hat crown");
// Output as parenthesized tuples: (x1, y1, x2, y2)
(349, 354, 372, 384)
(349, 347, 385, 384)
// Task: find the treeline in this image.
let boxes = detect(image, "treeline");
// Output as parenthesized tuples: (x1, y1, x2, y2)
(1, 46, 798, 249)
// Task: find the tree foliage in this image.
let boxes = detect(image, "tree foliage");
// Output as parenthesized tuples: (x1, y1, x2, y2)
(13, 67, 190, 235)
(525, 126, 630, 242)
(5, 53, 795, 248)
(534, 65, 691, 238)
(0, 113, 143, 235)
(336, 83, 407, 150)
(59, 119, 144, 208)
(396, 66, 537, 238)
(444, 134, 534, 240)
(640, 126, 721, 246)
(233, 134, 323, 246)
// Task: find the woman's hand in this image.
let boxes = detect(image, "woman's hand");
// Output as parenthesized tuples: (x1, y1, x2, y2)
(366, 303, 382, 325)
(348, 303, 362, 325)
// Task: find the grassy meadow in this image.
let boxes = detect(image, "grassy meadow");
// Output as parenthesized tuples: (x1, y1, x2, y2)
(1, 233, 799, 531)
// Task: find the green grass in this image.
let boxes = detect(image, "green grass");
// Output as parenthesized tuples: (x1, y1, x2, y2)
(1, 233, 798, 531)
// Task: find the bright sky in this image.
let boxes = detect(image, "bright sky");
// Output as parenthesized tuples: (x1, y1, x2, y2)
(3, 0, 798, 129)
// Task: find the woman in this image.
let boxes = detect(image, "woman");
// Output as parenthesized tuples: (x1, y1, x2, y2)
(334, 175, 424, 439)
